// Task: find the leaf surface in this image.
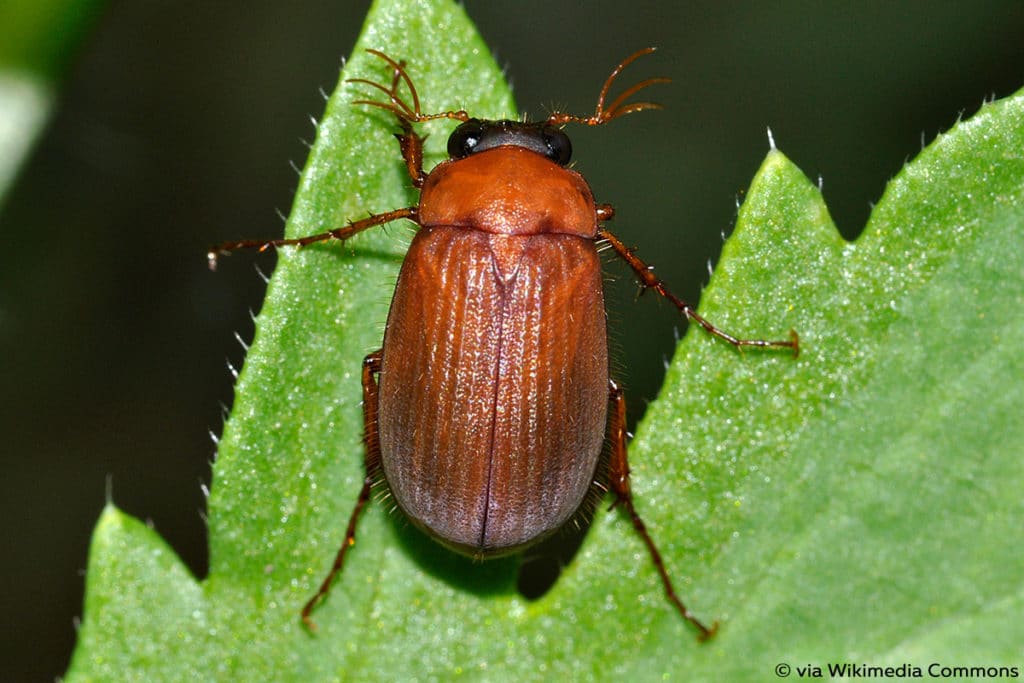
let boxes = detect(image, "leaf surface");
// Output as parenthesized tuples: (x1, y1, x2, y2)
(67, 1, 1024, 680)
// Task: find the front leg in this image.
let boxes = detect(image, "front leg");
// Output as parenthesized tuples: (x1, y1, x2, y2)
(394, 121, 428, 188)
(208, 208, 418, 269)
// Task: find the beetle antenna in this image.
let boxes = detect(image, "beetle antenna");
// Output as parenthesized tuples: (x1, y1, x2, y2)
(349, 49, 470, 125)
(547, 47, 670, 126)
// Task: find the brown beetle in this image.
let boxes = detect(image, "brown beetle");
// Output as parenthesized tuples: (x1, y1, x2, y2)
(210, 48, 798, 641)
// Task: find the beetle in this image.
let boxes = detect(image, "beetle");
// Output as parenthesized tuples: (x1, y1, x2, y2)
(210, 48, 798, 641)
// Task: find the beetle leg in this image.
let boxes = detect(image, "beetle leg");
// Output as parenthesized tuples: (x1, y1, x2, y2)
(598, 228, 800, 357)
(301, 350, 383, 631)
(394, 122, 428, 188)
(607, 378, 718, 641)
(208, 207, 418, 270)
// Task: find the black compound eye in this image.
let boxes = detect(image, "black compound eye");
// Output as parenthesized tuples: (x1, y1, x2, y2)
(447, 119, 486, 159)
(447, 119, 574, 165)
(542, 128, 572, 165)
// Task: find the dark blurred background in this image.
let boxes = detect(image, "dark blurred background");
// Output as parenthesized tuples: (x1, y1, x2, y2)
(2, 1, 1022, 679)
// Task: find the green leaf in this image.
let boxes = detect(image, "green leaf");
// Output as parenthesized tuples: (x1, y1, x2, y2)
(67, 0, 1024, 679)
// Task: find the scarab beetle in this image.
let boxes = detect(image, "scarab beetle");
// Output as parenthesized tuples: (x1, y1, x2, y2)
(210, 48, 798, 640)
